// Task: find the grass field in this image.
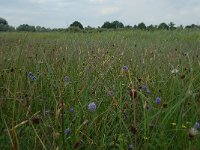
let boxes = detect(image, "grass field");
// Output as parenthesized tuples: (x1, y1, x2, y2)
(0, 30, 200, 149)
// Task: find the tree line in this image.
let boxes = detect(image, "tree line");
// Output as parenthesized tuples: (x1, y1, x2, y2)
(0, 17, 200, 32)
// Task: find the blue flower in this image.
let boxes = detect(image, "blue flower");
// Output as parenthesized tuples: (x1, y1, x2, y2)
(155, 97, 161, 104)
(140, 85, 147, 91)
(69, 107, 75, 113)
(27, 72, 36, 81)
(88, 102, 96, 111)
(65, 128, 70, 136)
(146, 89, 151, 94)
(122, 66, 128, 71)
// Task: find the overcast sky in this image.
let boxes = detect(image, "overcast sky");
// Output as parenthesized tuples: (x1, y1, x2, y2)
(1, 0, 200, 28)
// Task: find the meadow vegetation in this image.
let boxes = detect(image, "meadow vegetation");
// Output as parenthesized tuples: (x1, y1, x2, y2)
(0, 30, 200, 149)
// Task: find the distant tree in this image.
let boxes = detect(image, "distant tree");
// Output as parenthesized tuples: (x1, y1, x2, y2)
(137, 22, 146, 30)
(102, 21, 124, 29)
(133, 25, 137, 29)
(112, 20, 124, 28)
(168, 22, 176, 30)
(67, 26, 82, 32)
(36, 26, 48, 32)
(125, 25, 132, 29)
(146, 24, 155, 31)
(70, 21, 84, 29)
(0, 17, 8, 25)
(185, 24, 199, 29)
(16, 24, 36, 32)
(101, 21, 112, 28)
(158, 23, 169, 30)
(0, 17, 15, 32)
(177, 25, 184, 30)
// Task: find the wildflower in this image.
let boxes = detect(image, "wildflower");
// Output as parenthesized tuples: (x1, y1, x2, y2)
(170, 123, 177, 126)
(140, 85, 147, 91)
(171, 68, 179, 74)
(146, 89, 151, 95)
(155, 97, 161, 104)
(69, 107, 75, 113)
(122, 66, 128, 71)
(143, 137, 148, 140)
(65, 128, 70, 136)
(189, 128, 198, 138)
(188, 122, 200, 138)
(82, 119, 89, 125)
(64, 76, 70, 85)
(182, 124, 187, 129)
(193, 122, 200, 130)
(27, 72, 36, 81)
(88, 102, 96, 111)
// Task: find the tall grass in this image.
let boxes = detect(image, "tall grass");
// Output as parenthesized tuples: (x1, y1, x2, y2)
(0, 30, 200, 149)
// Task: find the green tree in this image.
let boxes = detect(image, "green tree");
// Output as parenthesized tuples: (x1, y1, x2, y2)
(0, 17, 15, 32)
(101, 21, 112, 28)
(101, 21, 124, 29)
(158, 23, 169, 30)
(70, 21, 84, 29)
(112, 20, 124, 28)
(146, 24, 155, 31)
(137, 22, 146, 30)
(168, 22, 176, 30)
(16, 24, 36, 32)
(0, 17, 8, 25)
(185, 24, 199, 29)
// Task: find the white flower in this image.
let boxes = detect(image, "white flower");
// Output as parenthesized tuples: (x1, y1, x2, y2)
(171, 69, 179, 74)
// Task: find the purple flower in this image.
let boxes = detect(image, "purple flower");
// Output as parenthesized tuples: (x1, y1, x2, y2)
(65, 128, 70, 136)
(27, 72, 36, 81)
(140, 85, 147, 91)
(155, 97, 161, 104)
(122, 66, 128, 71)
(146, 89, 151, 94)
(88, 102, 96, 111)
(69, 107, 74, 113)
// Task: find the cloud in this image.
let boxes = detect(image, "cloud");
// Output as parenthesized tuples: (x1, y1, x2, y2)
(0, 0, 200, 27)
(100, 6, 120, 15)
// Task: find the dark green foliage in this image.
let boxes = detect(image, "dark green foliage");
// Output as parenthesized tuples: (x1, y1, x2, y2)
(158, 22, 169, 30)
(0, 24, 15, 32)
(146, 24, 155, 31)
(67, 26, 82, 32)
(0, 17, 15, 32)
(168, 22, 176, 30)
(101, 20, 124, 29)
(16, 24, 36, 32)
(185, 24, 200, 29)
(137, 22, 146, 30)
(36, 26, 51, 32)
(0, 17, 8, 25)
(70, 21, 84, 29)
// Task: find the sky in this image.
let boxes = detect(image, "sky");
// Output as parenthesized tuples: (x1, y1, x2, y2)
(1, 0, 200, 28)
